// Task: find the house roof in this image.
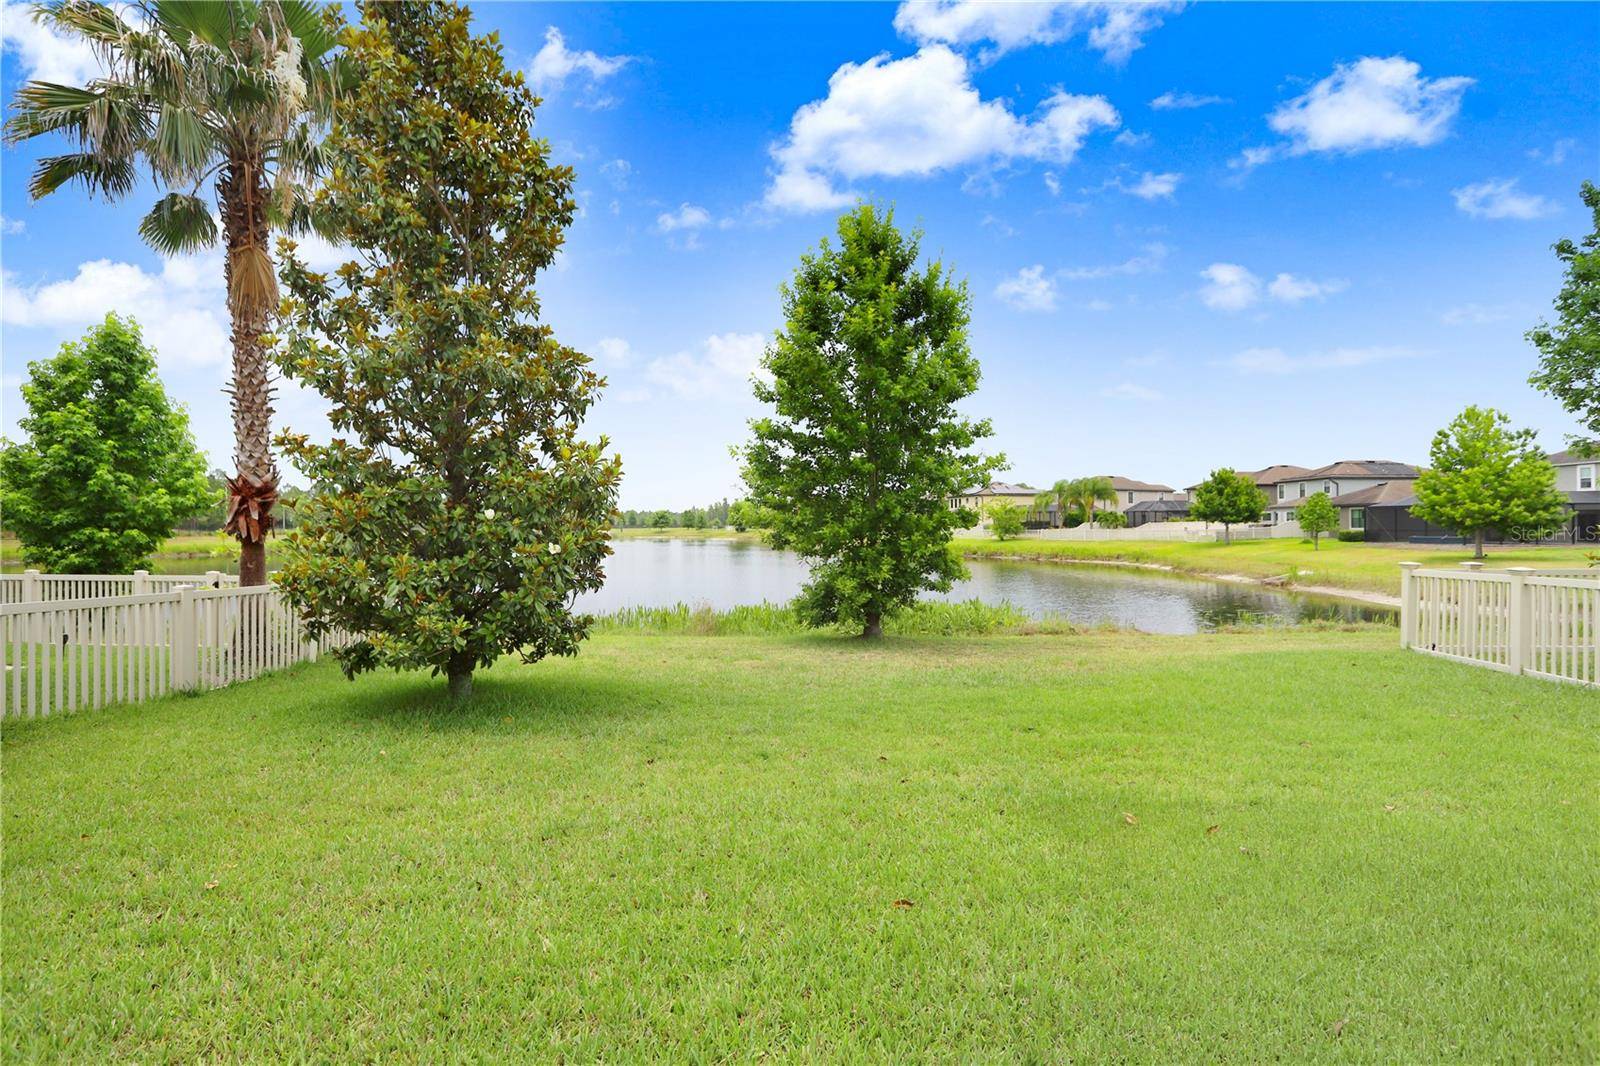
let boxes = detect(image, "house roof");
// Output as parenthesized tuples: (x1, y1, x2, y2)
(1127, 499, 1191, 513)
(1547, 450, 1597, 466)
(1326, 480, 1419, 507)
(956, 481, 1037, 497)
(1238, 464, 1312, 486)
(1102, 476, 1174, 492)
(1299, 459, 1420, 480)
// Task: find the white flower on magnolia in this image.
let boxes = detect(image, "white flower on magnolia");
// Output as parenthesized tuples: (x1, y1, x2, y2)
(482, 508, 496, 520)
(548, 542, 562, 555)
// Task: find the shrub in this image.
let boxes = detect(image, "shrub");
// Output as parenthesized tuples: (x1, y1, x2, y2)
(986, 501, 1026, 540)
(1337, 529, 1366, 542)
(1093, 510, 1128, 529)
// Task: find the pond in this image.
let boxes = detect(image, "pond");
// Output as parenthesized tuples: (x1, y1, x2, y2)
(586, 538, 1391, 633)
(13, 537, 1394, 633)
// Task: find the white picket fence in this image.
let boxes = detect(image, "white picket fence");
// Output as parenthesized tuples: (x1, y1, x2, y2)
(1400, 562, 1599, 687)
(1, 572, 348, 720)
(0, 568, 237, 603)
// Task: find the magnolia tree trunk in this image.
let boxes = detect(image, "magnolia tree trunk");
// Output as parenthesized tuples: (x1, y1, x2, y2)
(862, 607, 883, 639)
(447, 653, 474, 700)
(1474, 529, 1486, 559)
(219, 154, 279, 587)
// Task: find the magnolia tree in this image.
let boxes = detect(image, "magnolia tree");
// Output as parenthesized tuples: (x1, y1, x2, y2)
(741, 206, 1003, 637)
(273, 0, 620, 698)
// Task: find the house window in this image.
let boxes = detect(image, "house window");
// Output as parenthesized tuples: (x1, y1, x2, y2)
(1277, 484, 1285, 501)
(1127, 491, 1135, 504)
(1350, 507, 1365, 530)
(1581, 464, 1596, 490)
(1298, 484, 1306, 498)
(1323, 480, 1332, 494)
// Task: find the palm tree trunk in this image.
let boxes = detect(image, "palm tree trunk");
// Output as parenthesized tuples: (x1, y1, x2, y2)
(219, 152, 279, 587)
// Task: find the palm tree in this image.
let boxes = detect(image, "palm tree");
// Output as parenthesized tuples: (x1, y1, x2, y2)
(1069, 476, 1118, 528)
(5, 0, 342, 585)
(1033, 479, 1074, 528)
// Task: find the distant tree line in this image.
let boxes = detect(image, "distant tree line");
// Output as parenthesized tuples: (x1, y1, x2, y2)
(616, 500, 735, 529)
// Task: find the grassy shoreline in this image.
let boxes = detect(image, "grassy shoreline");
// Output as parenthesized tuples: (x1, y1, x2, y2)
(954, 536, 1595, 597)
(4, 627, 1594, 1059)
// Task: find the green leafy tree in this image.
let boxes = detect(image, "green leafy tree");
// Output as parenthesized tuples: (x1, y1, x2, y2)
(727, 499, 774, 532)
(1528, 181, 1600, 456)
(741, 205, 1003, 637)
(1190, 468, 1267, 544)
(0, 315, 209, 572)
(1093, 508, 1127, 530)
(986, 500, 1026, 540)
(1294, 491, 1339, 550)
(272, 0, 621, 699)
(1413, 406, 1568, 559)
(651, 510, 674, 529)
(5, 0, 345, 586)
(1069, 476, 1118, 528)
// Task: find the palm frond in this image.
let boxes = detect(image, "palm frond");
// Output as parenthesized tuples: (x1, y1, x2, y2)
(152, 101, 217, 181)
(27, 152, 139, 200)
(153, 0, 247, 53)
(276, 0, 337, 60)
(138, 191, 218, 254)
(229, 241, 278, 318)
(3, 81, 102, 143)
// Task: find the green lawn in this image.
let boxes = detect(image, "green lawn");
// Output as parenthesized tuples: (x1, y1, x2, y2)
(4, 627, 1594, 1060)
(956, 536, 1597, 597)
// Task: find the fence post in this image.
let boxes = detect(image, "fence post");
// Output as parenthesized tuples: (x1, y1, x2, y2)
(133, 569, 150, 595)
(1399, 562, 1421, 648)
(21, 568, 41, 602)
(1459, 561, 1483, 571)
(205, 569, 222, 590)
(1505, 567, 1533, 676)
(172, 584, 197, 690)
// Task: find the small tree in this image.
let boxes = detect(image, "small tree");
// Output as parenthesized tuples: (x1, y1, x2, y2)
(1295, 491, 1339, 550)
(1070, 476, 1117, 527)
(273, 1, 621, 699)
(0, 315, 209, 572)
(1190, 468, 1266, 544)
(986, 500, 1026, 540)
(651, 510, 674, 529)
(741, 205, 1003, 637)
(1033, 480, 1074, 528)
(1413, 406, 1568, 559)
(1093, 509, 1128, 529)
(1528, 181, 1599, 456)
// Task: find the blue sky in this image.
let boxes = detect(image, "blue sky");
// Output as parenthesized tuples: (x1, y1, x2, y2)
(3, 2, 1596, 508)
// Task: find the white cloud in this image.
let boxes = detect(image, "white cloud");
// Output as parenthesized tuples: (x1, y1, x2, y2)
(1101, 382, 1163, 401)
(600, 159, 632, 190)
(893, 0, 1186, 64)
(1527, 138, 1575, 166)
(1440, 303, 1515, 326)
(1060, 242, 1167, 280)
(995, 265, 1057, 311)
(1113, 129, 1151, 148)
(1123, 170, 1181, 200)
(1197, 263, 1261, 310)
(1200, 263, 1347, 310)
(645, 332, 767, 399)
(1229, 145, 1276, 172)
(1150, 90, 1228, 110)
(0, 0, 102, 84)
(1266, 272, 1347, 303)
(1267, 55, 1473, 155)
(528, 26, 631, 99)
(1043, 171, 1062, 196)
(1222, 345, 1417, 375)
(2, 253, 230, 368)
(655, 203, 712, 232)
(764, 46, 1118, 212)
(0, 215, 24, 235)
(1451, 178, 1557, 220)
(593, 337, 634, 366)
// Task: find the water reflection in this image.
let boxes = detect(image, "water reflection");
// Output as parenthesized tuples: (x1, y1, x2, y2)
(6, 537, 1395, 634)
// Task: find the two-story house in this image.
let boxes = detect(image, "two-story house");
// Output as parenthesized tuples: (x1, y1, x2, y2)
(1102, 476, 1180, 514)
(1264, 460, 1421, 532)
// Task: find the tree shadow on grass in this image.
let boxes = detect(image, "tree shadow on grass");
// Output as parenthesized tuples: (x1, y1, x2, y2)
(327, 661, 666, 736)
